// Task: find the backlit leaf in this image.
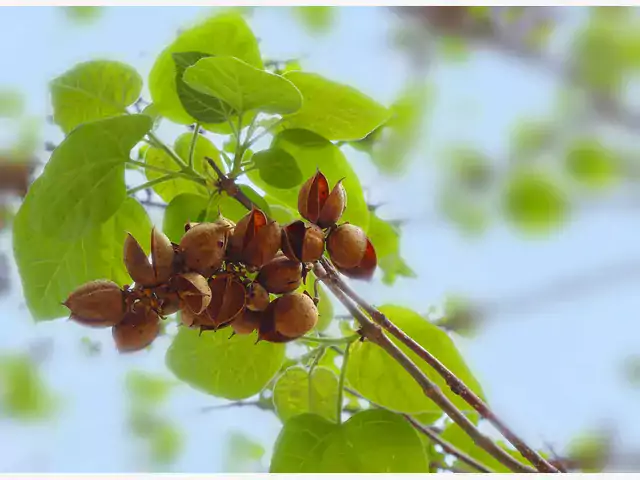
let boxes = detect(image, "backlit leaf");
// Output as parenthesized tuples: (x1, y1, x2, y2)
(273, 366, 339, 422)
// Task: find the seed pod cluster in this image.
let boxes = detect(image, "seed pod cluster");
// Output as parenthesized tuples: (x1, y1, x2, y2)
(62, 170, 377, 353)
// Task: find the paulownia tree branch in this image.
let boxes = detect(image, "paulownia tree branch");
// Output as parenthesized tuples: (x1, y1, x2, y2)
(320, 257, 558, 473)
(205, 158, 547, 473)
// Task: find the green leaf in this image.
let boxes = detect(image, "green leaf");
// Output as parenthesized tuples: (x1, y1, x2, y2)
(252, 148, 303, 189)
(144, 131, 218, 202)
(13, 193, 152, 321)
(172, 51, 231, 124)
(224, 431, 266, 472)
(163, 192, 250, 243)
(270, 410, 429, 472)
(0, 88, 25, 118)
(293, 7, 335, 34)
(0, 354, 57, 420)
(141, 103, 163, 130)
(273, 366, 339, 423)
(502, 169, 568, 235)
(126, 371, 174, 405)
(184, 56, 303, 115)
(315, 281, 334, 332)
(282, 72, 390, 141)
(166, 327, 285, 400)
(50, 61, 142, 133)
(148, 13, 262, 125)
(28, 114, 151, 240)
(346, 305, 485, 415)
(565, 138, 619, 189)
(248, 129, 370, 230)
(366, 213, 415, 285)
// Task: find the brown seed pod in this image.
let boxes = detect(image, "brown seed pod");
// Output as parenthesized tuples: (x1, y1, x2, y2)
(232, 309, 263, 335)
(123, 228, 174, 287)
(63, 280, 125, 328)
(257, 309, 296, 343)
(179, 222, 231, 277)
(271, 292, 318, 339)
(326, 223, 377, 280)
(256, 255, 303, 294)
(112, 307, 160, 353)
(173, 272, 212, 314)
(180, 308, 217, 329)
(228, 208, 281, 268)
(207, 275, 247, 327)
(0, 161, 35, 197)
(246, 282, 270, 312)
(298, 171, 347, 228)
(156, 289, 181, 316)
(281, 220, 325, 263)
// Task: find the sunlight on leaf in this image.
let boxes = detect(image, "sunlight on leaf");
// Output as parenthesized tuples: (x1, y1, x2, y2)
(273, 366, 339, 422)
(252, 148, 303, 189)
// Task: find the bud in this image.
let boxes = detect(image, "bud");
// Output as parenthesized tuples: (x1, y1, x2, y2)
(326, 223, 377, 280)
(63, 280, 125, 327)
(246, 282, 270, 312)
(228, 208, 281, 268)
(112, 307, 160, 353)
(207, 275, 246, 327)
(173, 272, 212, 314)
(232, 309, 263, 335)
(179, 222, 231, 277)
(281, 220, 325, 263)
(256, 255, 303, 294)
(271, 292, 318, 339)
(298, 171, 347, 228)
(123, 228, 175, 287)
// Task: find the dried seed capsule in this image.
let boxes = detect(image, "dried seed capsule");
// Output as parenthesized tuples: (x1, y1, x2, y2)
(112, 308, 160, 353)
(281, 220, 325, 263)
(232, 309, 263, 335)
(258, 309, 296, 343)
(63, 280, 125, 327)
(180, 308, 216, 329)
(173, 272, 212, 314)
(179, 222, 231, 277)
(256, 255, 303, 294)
(326, 223, 377, 280)
(123, 228, 175, 287)
(298, 171, 347, 228)
(156, 290, 181, 316)
(271, 292, 318, 339)
(246, 282, 270, 312)
(207, 275, 246, 327)
(228, 208, 281, 268)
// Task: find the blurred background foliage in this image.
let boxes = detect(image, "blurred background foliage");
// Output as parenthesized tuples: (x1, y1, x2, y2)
(1, 5, 640, 473)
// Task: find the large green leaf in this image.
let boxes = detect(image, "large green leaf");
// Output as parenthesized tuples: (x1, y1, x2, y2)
(148, 13, 262, 125)
(166, 327, 285, 400)
(273, 366, 339, 422)
(184, 56, 302, 115)
(247, 129, 369, 230)
(50, 60, 142, 133)
(28, 114, 151, 240)
(162, 192, 250, 243)
(270, 410, 429, 472)
(252, 147, 303, 189)
(366, 213, 415, 285)
(281, 72, 390, 141)
(346, 305, 485, 415)
(13, 192, 152, 321)
(144, 131, 219, 202)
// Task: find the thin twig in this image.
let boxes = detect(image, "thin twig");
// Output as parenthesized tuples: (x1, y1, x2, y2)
(314, 262, 535, 473)
(320, 258, 557, 473)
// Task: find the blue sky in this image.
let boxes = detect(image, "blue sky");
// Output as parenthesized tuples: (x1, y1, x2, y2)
(1, 6, 639, 472)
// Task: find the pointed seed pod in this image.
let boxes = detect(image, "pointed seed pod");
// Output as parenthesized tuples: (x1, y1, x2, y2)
(112, 308, 160, 353)
(246, 282, 270, 312)
(326, 223, 377, 280)
(271, 292, 318, 339)
(173, 272, 212, 314)
(150, 228, 175, 284)
(63, 280, 125, 327)
(281, 220, 325, 263)
(228, 208, 281, 267)
(232, 309, 263, 335)
(258, 308, 296, 343)
(298, 171, 347, 228)
(256, 255, 303, 294)
(179, 222, 230, 277)
(123, 229, 175, 287)
(207, 275, 247, 327)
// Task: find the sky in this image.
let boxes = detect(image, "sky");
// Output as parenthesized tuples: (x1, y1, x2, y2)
(0, 5, 640, 473)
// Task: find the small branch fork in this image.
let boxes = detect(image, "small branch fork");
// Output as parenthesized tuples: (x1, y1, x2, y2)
(203, 160, 559, 474)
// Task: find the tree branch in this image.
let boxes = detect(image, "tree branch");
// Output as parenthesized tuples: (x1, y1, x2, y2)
(320, 257, 557, 473)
